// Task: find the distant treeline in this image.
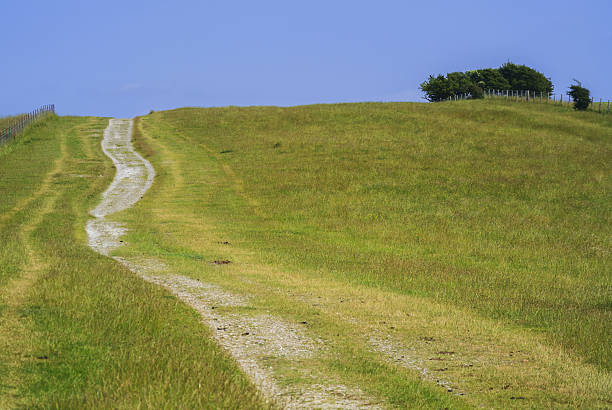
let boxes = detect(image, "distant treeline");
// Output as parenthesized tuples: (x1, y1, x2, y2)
(421, 62, 554, 102)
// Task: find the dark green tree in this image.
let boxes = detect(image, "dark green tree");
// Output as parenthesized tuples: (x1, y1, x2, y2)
(567, 80, 590, 110)
(421, 62, 554, 101)
(420, 75, 454, 102)
(446, 72, 474, 95)
(468, 83, 484, 99)
(421, 73, 484, 101)
(466, 68, 511, 90)
(497, 62, 553, 94)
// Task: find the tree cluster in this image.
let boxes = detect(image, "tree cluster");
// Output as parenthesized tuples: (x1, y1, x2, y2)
(420, 63, 554, 102)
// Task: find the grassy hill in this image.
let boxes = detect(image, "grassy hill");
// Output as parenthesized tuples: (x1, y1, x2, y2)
(142, 99, 611, 367)
(0, 116, 267, 408)
(1, 99, 610, 408)
(119, 99, 611, 407)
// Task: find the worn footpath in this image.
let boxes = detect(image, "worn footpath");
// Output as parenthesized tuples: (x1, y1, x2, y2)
(86, 118, 382, 409)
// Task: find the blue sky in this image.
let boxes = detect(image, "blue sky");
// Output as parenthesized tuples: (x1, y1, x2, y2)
(2, 0, 611, 118)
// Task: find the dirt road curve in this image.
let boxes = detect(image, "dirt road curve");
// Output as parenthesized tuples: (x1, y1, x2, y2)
(86, 119, 381, 409)
(86, 119, 154, 256)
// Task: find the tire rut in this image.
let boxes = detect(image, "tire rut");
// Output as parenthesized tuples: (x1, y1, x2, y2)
(0, 130, 71, 407)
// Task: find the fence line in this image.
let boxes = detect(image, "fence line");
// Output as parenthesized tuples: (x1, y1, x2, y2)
(0, 104, 56, 145)
(445, 89, 611, 114)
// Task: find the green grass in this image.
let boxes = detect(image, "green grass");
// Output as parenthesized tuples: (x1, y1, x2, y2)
(0, 113, 55, 147)
(590, 99, 612, 114)
(486, 93, 612, 114)
(142, 100, 611, 370)
(0, 117, 267, 408)
(114, 99, 612, 407)
(2, 99, 610, 408)
(125, 117, 467, 408)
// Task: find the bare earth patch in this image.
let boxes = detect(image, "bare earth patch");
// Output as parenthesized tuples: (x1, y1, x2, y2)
(86, 118, 381, 409)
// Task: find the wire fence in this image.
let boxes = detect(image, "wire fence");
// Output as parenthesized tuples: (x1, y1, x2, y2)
(446, 89, 611, 114)
(0, 104, 56, 145)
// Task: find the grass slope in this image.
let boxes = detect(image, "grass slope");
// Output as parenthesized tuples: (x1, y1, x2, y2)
(0, 117, 267, 408)
(118, 99, 611, 407)
(146, 100, 612, 369)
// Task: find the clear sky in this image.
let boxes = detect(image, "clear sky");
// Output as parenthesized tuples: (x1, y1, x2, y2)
(2, 0, 611, 118)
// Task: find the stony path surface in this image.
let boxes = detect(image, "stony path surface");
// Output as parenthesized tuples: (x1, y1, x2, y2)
(86, 119, 382, 409)
(86, 118, 153, 256)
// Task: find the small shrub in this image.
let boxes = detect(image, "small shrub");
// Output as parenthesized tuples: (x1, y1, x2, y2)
(567, 80, 590, 111)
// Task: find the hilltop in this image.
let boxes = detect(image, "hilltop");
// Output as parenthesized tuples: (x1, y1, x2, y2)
(127, 99, 611, 406)
(1, 100, 610, 408)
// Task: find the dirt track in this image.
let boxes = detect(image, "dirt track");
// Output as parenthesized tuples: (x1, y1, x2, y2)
(86, 119, 381, 409)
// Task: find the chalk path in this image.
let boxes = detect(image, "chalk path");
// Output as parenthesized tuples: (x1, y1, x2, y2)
(86, 118, 381, 409)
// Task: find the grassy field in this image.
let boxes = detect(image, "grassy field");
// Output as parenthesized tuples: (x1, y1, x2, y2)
(486, 94, 612, 115)
(0, 116, 267, 408)
(110, 99, 611, 407)
(1, 99, 610, 408)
